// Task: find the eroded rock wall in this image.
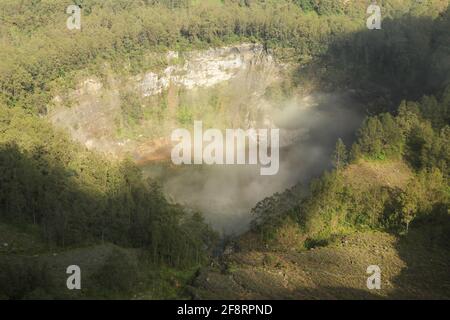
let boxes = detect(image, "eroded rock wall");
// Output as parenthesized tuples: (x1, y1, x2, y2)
(49, 43, 283, 160)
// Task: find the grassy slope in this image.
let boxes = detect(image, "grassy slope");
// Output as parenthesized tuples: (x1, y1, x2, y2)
(189, 160, 450, 299)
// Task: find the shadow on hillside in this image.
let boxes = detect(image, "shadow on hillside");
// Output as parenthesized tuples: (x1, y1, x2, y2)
(295, 7, 450, 114)
(0, 142, 141, 246)
(0, 140, 213, 299)
(389, 210, 450, 299)
(0, 142, 136, 298)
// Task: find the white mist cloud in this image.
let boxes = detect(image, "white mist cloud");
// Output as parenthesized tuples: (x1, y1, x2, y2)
(144, 92, 364, 235)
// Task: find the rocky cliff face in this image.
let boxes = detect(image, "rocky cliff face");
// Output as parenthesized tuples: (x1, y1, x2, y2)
(49, 43, 284, 160)
(137, 44, 277, 96)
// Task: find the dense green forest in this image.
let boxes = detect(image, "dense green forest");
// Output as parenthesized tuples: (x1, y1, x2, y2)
(1, 0, 447, 113)
(0, 0, 449, 299)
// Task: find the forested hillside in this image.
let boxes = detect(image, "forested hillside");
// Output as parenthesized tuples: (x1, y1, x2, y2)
(1, 0, 447, 112)
(0, 0, 449, 299)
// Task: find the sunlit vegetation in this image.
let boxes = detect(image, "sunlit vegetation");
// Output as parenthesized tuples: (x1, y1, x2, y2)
(2, 0, 446, 113)
(253, 89, 449, 247)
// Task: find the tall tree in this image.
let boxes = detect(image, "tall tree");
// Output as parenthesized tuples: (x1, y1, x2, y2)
(332, 138, 348, 170)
